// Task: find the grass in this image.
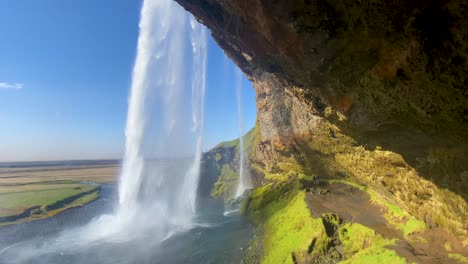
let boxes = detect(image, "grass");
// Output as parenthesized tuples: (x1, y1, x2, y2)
(260, 191, 324, 264)
(339, 245, 406, 264)
(208, 126, 258, 199)
(338, 223, 405, 264)
(243, 182, 408, 264)
(286, 120, 467, 241)
(211, 164, 239, 199)
(242, 180, 322, 263)
(328, 179, 427, 238)
(0, 164, 113, 225)
(0, 184, 96, 216)
(46, 189, 99, 216)
(403, 218, 426, 237)
(448, 253, 468, 263)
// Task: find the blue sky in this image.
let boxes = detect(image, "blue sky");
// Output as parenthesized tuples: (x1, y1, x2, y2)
(0, 0, 256, 162)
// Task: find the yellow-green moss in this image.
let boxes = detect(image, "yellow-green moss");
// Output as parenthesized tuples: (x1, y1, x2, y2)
(244, 181, 299, 220)
(261, 191, 324, 264)
(444, 242, 452, 251)
(403, 218, 426, 237)
(338, 223, 405, 264)
(210, 165, 239, 199)
(328, 179, 426, 238)
(448, 253, 468, 263)
(339, 245, 406, 264)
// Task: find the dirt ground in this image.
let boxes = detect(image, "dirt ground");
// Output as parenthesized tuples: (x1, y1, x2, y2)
(305, 182, 468, 264)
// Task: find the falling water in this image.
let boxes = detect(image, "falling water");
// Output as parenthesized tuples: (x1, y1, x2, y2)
(0, 0, 211, 261)
(118, 0, 207, 233)
(235, 68, 250, 198)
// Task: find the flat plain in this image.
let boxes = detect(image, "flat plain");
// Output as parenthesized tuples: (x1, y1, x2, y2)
(0, 162, 119, 225)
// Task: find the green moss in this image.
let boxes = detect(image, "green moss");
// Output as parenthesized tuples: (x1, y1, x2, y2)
(448, 253, 468, 263)
(245, 181, 299, 219)
(339, 245, 406, 264)
(212, 127, 256, 153)
(208, 126, 258, 200)
(328, 179, 426, 237)
(261, 191, 324, 264)
(444, 242, 452, 251)
(403, 218, 426, 237)
(338, 223, 404, 264)
(210, 165, 239, 199)
(339, 223, 380, 256)
(213, 137, 239, 150)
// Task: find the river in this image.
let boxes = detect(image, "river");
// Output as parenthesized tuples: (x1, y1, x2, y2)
(0, 185, 253, 264)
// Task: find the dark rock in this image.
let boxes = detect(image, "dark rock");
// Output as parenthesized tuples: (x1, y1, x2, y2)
(177, 0, 468, 241)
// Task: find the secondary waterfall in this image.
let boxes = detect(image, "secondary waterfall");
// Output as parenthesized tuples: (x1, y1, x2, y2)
(0, 1, 213, 261)
(235, 68, 250, 197)
(118, 0, 207, 232)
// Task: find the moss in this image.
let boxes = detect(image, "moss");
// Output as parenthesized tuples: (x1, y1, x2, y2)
(207, 126, 258, 200)
(338, 223, 405, 264)
(261, 191, 325, 264)
(448, 253, 468, 263)
(215, 153, 222, 161)
(328, 179, 427, 237)
(210, 164, 239, 199)
(403, 218, 426, 237)
(339, 245, 407, 264)
(213, 137, 239, 150)
(444, 242, 452, 251)
(244, 180, 299, 220)
(292, 121, 466, 240)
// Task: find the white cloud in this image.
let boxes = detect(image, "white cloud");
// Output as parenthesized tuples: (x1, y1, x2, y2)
(0, 82, 24, 90)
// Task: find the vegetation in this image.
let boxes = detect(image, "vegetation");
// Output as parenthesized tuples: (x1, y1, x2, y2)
(328, 179, 427, 238)
(261, 191, 324, 264)
(241, 180, 409, 264)
(448, 253, 468, 263)
(208, 127, 257, 199)
(0, 184, 96, 215)
(0, 165, 114, 225)
(211, 165, 239, 199)
(338, 223, 404, 264)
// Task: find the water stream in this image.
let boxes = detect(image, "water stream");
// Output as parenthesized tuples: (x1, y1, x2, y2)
(235, 68, 251, 198)
(0, 1, 254, 263)
(118, 0, 207, 233)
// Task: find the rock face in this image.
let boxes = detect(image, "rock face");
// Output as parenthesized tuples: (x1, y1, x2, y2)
(178, 0, 468, 240)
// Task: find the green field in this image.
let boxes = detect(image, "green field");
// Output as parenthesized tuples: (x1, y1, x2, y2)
(0, 164, 117, 225)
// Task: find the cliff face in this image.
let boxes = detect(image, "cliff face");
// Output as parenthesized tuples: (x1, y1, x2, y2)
(178, 0, 468, 240)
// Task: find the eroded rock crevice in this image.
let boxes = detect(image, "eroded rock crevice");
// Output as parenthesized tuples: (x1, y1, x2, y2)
(184, 0, 468, 258)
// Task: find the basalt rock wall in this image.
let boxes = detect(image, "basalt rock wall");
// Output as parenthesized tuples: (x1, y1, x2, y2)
(177, 0, 468, 239)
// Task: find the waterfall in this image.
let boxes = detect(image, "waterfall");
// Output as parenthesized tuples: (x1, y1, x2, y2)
(0, 0, 208, 261)
(235, 68, 250, 197)
(118, 0, 207, 233)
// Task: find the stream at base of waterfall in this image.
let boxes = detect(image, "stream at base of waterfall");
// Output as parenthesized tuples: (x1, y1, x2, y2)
(0, 0, 253, 263)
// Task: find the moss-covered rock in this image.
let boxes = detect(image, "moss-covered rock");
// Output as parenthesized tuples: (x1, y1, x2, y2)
(199, 127, 259, 200)
(177, 0, 468, 245)
(241, 182, 409, 264)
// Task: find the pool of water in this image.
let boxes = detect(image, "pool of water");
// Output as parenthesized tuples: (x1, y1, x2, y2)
(0, 185, 253, 264)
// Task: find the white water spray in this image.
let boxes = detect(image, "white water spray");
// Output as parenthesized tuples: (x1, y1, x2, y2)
(0, 0, 208, 261)
(118, 0, 207, 231)
(235, 68, 251, 197)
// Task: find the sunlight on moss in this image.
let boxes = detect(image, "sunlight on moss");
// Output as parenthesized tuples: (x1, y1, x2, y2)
(448, 253, 468, 263)
(338, 223, 404, 264)
(261, 191, 324, 264)
(210, 165, 239, 199)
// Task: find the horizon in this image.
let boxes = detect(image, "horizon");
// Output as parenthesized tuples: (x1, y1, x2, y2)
(0, 0, 256, 162)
